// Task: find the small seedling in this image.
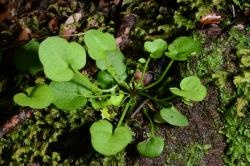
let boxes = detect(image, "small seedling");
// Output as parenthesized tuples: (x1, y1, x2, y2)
(13, 30, 206, 157)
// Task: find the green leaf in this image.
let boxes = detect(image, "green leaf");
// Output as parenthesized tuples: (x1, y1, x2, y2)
(138, 58, 147, 64)
(14, 84, 53, 109)
(106, 50, 127, 80)
(84, 29, 116, 60)
(14, 40, 42, 75)
(110, 93, 124, 106)
(165, 37, 201, 61)
(100, 107, 117, 120)
(97, 71, 115, 88)
(50, 81, 91, 111)
(144, 39, 168, 58)
(96, 49, 127, 80)
(84, 30, 126, 81)
(160, 106, 188, 127)
(90, 120, 132, 155)
(169, 76, 207, 101)
(90, 98, 111, 109)
(137, 136, 164, 158)
(39, 37, 86, 81)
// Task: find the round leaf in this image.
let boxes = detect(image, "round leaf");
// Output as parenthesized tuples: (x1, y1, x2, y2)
(14, 84, 53, 109)
(165, 37, 201, 61)
(169, 76, 207, 101)
(137, 136, 164, 158)
(144, 39, 168, 58)
(84, 29, 116, 60)
(160, 106, 188, 127)
(90, 120, 132, 155)
(50, 81, 91, 111)
(39, 37, 86, 81)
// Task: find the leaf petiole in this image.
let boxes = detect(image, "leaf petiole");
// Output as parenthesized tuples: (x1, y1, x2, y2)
(143, 108, 155, 136)
(144, 59, 174, 90)
(140, 57, 151, 85)
(116, 98, 134, 128)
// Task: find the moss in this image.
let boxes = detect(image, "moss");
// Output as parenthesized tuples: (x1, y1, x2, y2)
(127, 0, 229, 42)
(182, 26, 250, 165)
(0, 108, 93, 165)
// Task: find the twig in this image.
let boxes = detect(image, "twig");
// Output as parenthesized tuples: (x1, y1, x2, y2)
(131, 99, 149, 118)
(0, 109, 34, 138)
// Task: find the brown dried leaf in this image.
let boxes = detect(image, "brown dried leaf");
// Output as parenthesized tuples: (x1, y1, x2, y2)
(16, 27, 32, 43)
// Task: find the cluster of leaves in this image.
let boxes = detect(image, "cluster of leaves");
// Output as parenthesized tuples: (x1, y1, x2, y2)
(13, 29, 206, 158)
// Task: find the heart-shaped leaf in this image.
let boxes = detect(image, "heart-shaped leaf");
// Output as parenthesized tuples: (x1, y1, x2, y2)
(14, 40, 42, 75)
(90, 120, 132, 155)
(137, 136, 164, 158)
(169, 76, 207, 101)
(39, 36, 86, 81)
(165, 37, 201, 61)
(160, 106, 188, 127)
(50, 80, 91, 111)
(144, 39, 168, 58)
(84, 29, 116, 60)
(14, 84, 53, 109)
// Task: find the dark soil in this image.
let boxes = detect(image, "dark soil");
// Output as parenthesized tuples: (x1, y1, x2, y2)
(127, 86, 225, 166)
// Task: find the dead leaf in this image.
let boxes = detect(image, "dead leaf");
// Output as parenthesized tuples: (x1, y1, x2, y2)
(48, 17, 58, 32)
(60, 13, 82, 39)
(16, 27, 32, 43)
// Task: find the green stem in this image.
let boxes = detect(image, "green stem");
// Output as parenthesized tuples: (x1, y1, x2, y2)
(110, 73, 132, 93)
(139, 92, 170, 107)
(157, 95, 177, 102)
(140, 57, 151, 84)
(73, 71, 117, 93)
(143, 108, 155, 136)
(116, 98, 133, 128)
(76, 92, 129, 98)
(144, 59, 174, 90)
